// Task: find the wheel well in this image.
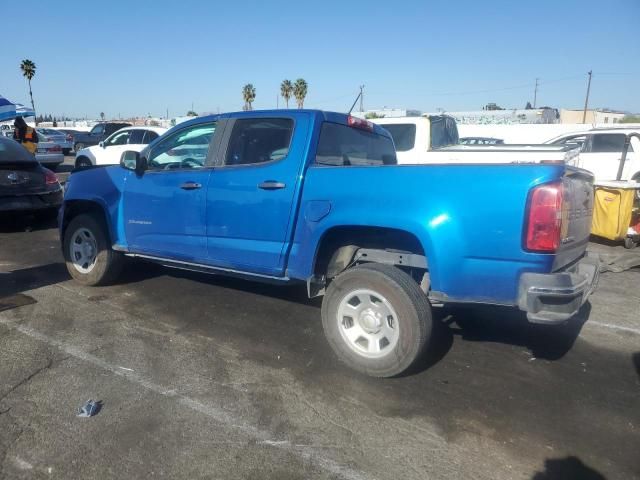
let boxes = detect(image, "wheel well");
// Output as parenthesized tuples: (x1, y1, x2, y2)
(75, 156, 91, 167)
(632, 172, 640, 180)
(61, 200, 111, 243)
(314, 226, 426, 279)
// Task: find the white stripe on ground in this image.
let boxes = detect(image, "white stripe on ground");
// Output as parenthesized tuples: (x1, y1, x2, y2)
(0, 316, 369, 480)
(588, 321, 640, 335)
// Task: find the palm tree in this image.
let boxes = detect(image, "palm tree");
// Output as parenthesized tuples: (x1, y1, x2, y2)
(280, 80, 293, 109)
(100, 112, 105, 121)
(242, 84, 256, 111)
(19, 59, 37, 123)
(293, 78, 308, 109)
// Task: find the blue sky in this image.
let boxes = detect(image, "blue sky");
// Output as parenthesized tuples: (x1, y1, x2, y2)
(1, 0, 638, 118)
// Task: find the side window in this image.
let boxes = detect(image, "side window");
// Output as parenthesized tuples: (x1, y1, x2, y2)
(553, 135, 586, 151)
(147, 122, 216, 170)
(591, 134, 627, 153)
(91, 124, 105, 136)
(315, 122, 397, 166)
(224, 118, 293, 166)
(128, 129, 145, 144)
(103, 130, 130, 147)
(142, 130, 159, 144)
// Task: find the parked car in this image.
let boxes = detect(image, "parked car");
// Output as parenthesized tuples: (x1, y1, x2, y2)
(544, 127, 640, 182)
(0, 136, 62, 216)
(72, 122, 132, 152)
(459, 137, 504, 145)
(374, 116, 579, 164)
(38, 128, 74, 155)
(35, 132, 65, 168)
(74, 126, 167, 167)
(60, 110, 597, 378)
(1, 124, 14, 138)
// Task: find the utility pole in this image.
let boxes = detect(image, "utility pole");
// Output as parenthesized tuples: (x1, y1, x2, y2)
(582, 70, 593, 124)
(276, 94, 279, 109)
(533, 78, 539, 108)
(359, 85, 365, 112)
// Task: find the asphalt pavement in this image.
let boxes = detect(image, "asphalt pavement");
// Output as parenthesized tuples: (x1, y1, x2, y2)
(0, 189, 639, 479)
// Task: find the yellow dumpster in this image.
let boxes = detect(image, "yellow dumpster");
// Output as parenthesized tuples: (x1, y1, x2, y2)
(591, 181, 640, 248)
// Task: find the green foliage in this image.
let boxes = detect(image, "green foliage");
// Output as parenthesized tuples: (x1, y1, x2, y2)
(619, 115, 640, 123)
(242, 84, 256, 110)
(365, 112, 385, 119)
(186, 110, 198, 117)
(280, 80, 293, 108)
(293, 78, 308, 109)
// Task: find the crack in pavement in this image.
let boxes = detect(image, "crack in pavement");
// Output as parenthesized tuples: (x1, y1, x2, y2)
(0, 358, 54, 405)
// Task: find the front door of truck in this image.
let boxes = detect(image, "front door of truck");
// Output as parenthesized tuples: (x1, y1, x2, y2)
(206, 114, 309, 276)
(122, 121, 217, 262)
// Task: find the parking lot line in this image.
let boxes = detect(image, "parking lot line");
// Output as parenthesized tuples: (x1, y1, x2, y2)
(587, 321, 640, 335)
(0, 314, 369, 480)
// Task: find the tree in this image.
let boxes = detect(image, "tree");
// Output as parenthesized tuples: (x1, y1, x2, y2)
(280, 80, 293, 109)
(525, 102, 533, 110)
(242, 84, 256, 111)
(20, 59, 37, 123)
(100, 112, 105, 121)
(186, 110, 198, 117)
(620, 115, 640, 123)
(365, 112, 385, 119)
(293, 78, 308, 109)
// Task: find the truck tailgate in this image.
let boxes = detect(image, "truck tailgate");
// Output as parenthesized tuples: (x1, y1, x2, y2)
(554, 167, 595, 271)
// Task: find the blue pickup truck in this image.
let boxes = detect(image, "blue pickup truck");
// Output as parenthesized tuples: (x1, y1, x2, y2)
(60, 110, 598, 377)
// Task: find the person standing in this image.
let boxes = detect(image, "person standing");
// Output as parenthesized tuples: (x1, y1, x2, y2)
(12, 116, 38, 154)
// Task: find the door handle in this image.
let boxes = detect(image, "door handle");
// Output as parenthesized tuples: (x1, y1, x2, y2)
(180, 182, 202, 190)
(258, 181, 286, 190)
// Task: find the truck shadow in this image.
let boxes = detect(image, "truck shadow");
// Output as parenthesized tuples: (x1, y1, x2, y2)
(0, 212, 58, 233)
(444, 303, 590, 362)
(0, 263, 70, 302)
(530, 456, 606, 480)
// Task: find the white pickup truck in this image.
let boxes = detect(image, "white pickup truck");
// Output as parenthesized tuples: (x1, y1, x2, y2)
(544, 127, 640, 183)
(372, 116, 580, 165)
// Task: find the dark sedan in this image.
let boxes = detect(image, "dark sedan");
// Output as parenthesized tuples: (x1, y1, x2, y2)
(0, 137, 63, 216)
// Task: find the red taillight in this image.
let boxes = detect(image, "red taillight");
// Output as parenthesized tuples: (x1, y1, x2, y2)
(525, 181, 563, 252)
(47, 145, 62, 153)
(43, 168, 59, 185)
(347, 116, 374, 132)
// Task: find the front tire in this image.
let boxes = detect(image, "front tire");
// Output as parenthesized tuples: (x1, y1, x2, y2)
(63, 214, 123, 286)
(321, 263, 432, 377)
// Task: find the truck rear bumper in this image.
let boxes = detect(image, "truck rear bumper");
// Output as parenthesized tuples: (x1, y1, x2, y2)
(518, 253, 600, 324)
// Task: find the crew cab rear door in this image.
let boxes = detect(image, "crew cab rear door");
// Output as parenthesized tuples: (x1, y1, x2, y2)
(205, 113, 311, 276)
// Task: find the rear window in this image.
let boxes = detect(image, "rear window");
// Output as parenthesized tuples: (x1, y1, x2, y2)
(430, 116, 459, 149)
(380, 124, 416, 152)
(315, 122, 397, 166)
(0, 138, 35, 163)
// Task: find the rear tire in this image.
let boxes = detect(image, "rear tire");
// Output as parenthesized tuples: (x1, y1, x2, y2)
(63, 213, 123, 286)
(62, 148, 71, 155)
(321, 263, 432, 377)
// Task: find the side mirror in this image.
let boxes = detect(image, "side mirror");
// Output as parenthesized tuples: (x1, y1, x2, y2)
(120, 150, 147, 174)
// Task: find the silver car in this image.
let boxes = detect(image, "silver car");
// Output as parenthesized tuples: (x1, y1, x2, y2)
(35, 132, 64, 168)
(38, 128, 74, 155)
